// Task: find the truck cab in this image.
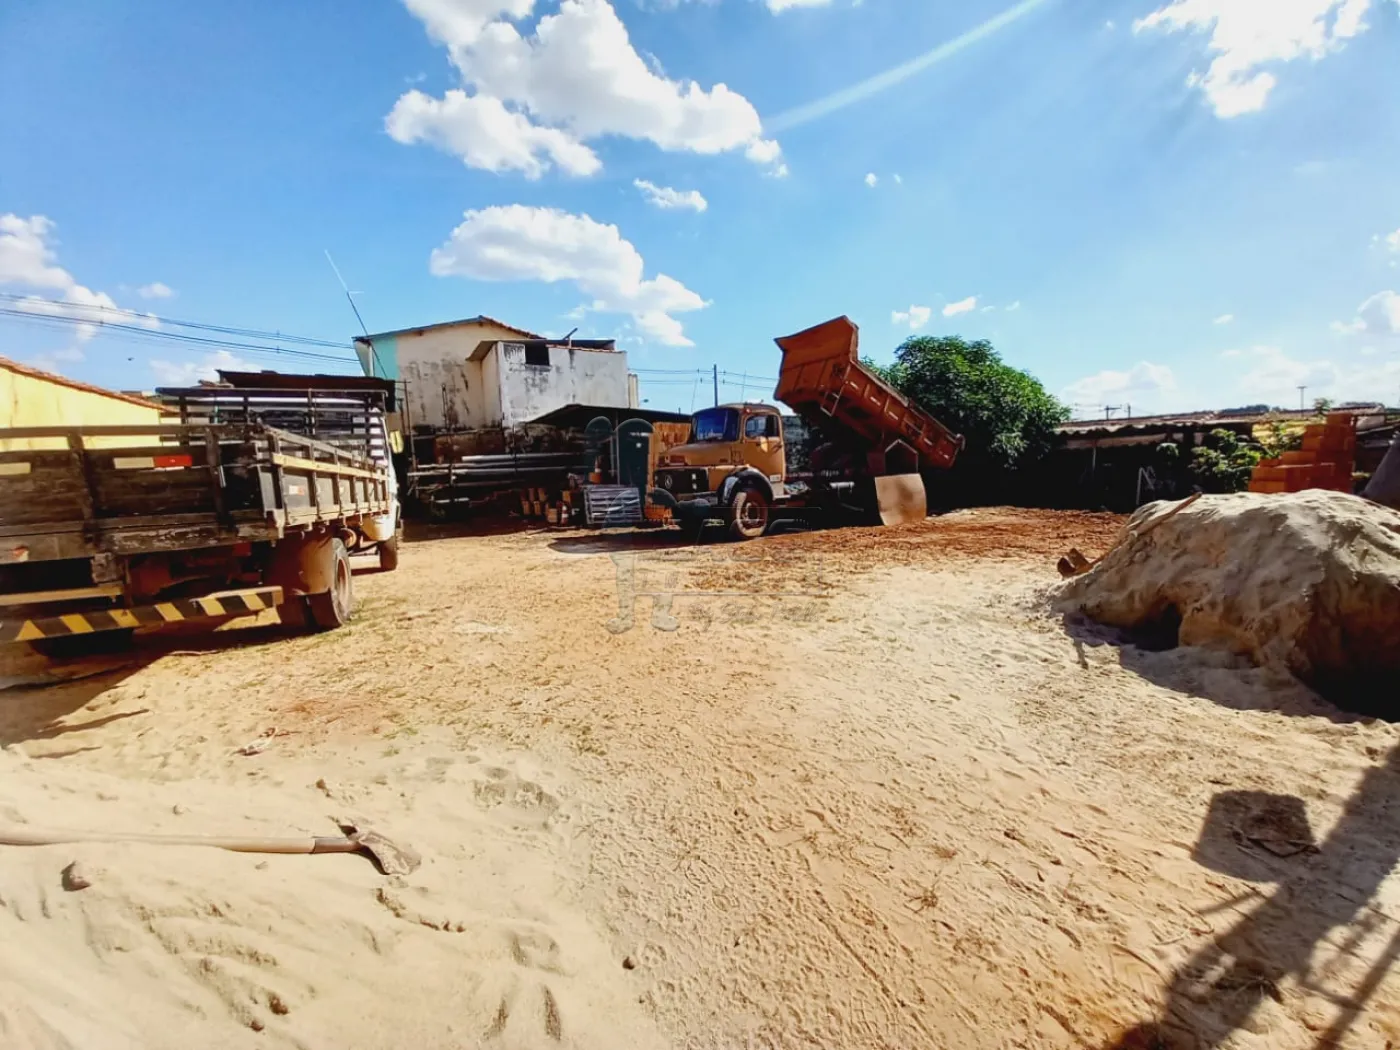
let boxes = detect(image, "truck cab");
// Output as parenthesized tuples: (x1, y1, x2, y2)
(652, 403, 787, 539)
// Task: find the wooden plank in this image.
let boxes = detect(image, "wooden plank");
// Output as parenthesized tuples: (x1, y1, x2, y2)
(0, 424, 257, 439)
(204, 427, 227, 519)
(0, 584, 124, 607)
(269, 451, 384, 481)
(66, 431, 97, 523)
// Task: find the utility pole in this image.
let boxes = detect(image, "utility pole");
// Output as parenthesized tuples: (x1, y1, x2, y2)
(713, 364, 719, 407)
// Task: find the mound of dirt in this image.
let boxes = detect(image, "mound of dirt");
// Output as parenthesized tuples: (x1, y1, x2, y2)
(1055, 491, 1400, 709)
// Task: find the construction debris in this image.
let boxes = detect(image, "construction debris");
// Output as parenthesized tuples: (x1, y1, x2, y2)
(1056, 490, 1400, 710)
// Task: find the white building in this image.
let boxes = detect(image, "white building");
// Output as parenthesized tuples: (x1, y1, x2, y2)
(353, 316, 636, 431)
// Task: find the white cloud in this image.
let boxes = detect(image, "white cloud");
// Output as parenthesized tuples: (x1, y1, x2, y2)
(1333, 290, 1400, 337)
(1213, 312, 1234, 325)
(1223, 345, 1400, 405)
(387, 89, 601, 178)
(1064, 361, 1178, 408)
(402, 0, 536, 52)
(1225, 344, 1400, 404)
(942, 296, 977, 317)
(633, 179, 708, 212)
(390, 0, 784, 177)
(149, 350, 258, 387)
(428, 204, 707, 346)
(1006, 300, 1021, 312)
(768, 0, 832, 10)
(1382, 227, 1400, 253)
(137, 281, 174, 299)
(0, 214, 157, 347)
(1134, 0, 1380, 118)
(864, 172, 878, 188)
(891, 305, 932, 330)
(1232, 345, 1337, 399)
(23, 346, 85, 375)
(892, 173, 903, 184)
(0, 214, 71, 290)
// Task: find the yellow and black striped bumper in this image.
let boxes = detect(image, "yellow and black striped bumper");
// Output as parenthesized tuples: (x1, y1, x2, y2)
(0, 586, 283, 644)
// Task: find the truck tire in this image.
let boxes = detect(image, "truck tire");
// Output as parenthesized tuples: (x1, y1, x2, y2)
(307, 538, 355, 630)
(729, 487, 770, 541)
(378, 535, 400, 572)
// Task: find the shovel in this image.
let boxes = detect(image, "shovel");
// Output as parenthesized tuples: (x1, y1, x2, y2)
(0, 821, 421, 876)
(1057, 491, 1204, 578)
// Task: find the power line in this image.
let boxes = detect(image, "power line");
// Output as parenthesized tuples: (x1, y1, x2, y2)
(0, 307, 356, 364)
(719, 370, 778, 384)
(0, 292, 352, 350)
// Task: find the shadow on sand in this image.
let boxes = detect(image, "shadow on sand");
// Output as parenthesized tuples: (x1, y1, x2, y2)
(1102, 741, 1400, 1049)
(0, 620, 297, 749)
(1060, 613, 1383, 726)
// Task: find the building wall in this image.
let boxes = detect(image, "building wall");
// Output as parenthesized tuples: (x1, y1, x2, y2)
(372, 321, 526, 431)
(1, 363, 163, 451)
(480, 345, 502, 428)
(495, 343, 631, 426)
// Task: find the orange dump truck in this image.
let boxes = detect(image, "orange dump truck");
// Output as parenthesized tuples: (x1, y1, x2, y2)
(651, 316, 963, 538)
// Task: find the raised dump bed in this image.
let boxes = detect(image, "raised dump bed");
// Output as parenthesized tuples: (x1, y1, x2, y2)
(774, 315, 963, 474)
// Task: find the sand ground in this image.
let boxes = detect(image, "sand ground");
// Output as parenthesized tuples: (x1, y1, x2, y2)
(1, 508, 1397, 1050)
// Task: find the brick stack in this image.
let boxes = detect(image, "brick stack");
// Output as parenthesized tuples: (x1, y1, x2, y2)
(1249, 413, 1356, 494)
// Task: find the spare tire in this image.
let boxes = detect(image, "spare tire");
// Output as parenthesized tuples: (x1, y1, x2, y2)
(378, 535, 400, 572)
(307, 538, 355, 630)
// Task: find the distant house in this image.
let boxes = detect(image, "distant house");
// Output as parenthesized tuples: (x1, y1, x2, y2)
(0, 356, 163, 451)
(352, 316, 636, 432)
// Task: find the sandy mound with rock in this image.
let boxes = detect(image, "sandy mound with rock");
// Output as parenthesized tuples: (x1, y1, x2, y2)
(1055, 491, 1400, 707)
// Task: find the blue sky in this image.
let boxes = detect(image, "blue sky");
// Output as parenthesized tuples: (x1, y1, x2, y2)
(2, 0, 1399, 417)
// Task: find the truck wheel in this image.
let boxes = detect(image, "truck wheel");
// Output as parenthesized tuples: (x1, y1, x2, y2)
(307, 538, 355, 630)
(378, 535, 400, 572)
(729, 487, 769, 541)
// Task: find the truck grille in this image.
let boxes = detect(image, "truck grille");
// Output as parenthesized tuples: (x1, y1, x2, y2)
(655, 469, 710, 496)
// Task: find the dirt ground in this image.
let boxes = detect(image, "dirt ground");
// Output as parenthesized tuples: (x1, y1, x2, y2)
(2, 507, 1398, 1050)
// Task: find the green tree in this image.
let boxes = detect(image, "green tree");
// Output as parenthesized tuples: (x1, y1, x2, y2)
(868, 335, 1069, 476)
(1189, 429, 1262, 493)
(1257, 418, 1303, 459)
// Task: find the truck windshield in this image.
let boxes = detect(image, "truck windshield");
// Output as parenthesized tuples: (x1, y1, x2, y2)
(691, 408, 739, 443)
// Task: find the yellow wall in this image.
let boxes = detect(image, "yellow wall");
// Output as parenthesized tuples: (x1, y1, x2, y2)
(0, 364, 163, 451)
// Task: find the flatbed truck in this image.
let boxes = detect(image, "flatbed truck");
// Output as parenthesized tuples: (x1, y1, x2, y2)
(0, 385, 399, 650)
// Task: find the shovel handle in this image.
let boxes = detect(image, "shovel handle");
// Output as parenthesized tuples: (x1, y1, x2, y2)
(0, 825, 339, 856)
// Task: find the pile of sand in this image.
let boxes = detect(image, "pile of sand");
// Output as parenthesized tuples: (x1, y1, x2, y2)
(1055, 491, 1400, 709)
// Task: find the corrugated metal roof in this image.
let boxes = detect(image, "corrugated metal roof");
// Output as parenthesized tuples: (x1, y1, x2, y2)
(1057, 404, 1388, 437)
